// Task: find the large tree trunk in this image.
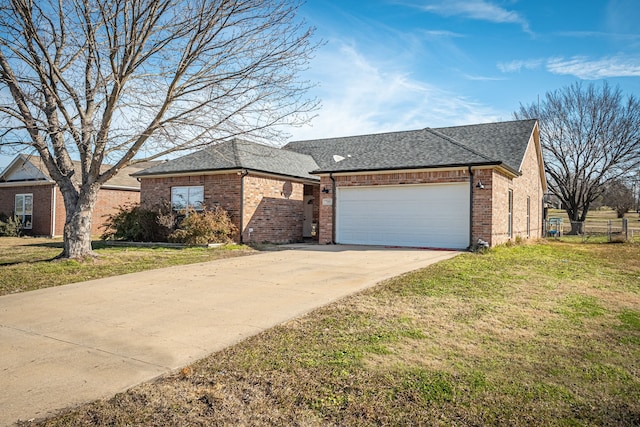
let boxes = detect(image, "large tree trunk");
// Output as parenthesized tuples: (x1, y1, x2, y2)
(59, 186, 100, 259)
(565, 201, 593, 235)
(566, 206, 585, 235)
(569, 221, 584, 235)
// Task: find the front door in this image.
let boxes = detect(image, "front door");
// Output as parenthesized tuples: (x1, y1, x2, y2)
(303, 195, 314, 237)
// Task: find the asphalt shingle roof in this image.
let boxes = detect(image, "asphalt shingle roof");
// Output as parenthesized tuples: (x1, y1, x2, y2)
(284, 119, 537, 174)
(435, 119, 537, 173)
(132, 119, 537, 179)
(133, 139, 320, 181)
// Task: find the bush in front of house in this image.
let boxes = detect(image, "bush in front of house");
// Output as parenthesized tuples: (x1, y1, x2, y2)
(168, 206, 238, 245)
(101, 203, 176, 242)
(101, 204, 237, 245)
(0, 213, 22, 237)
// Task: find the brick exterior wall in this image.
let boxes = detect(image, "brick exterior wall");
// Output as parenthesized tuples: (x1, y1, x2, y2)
(140, 173, 243, 236)
(471, 168, 493, 245)
(0, 184, 54, 236)
(490, 136, 545, 246)
(140, 172, 313, 244)
(242, 175, 304, 243)
(319, 176, 334, 244)
(0, 184, 139, 237)
(93, 188, 140, 236)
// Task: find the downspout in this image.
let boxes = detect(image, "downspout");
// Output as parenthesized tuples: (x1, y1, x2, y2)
(51, 185, 56, 237)
(239, 169, 249, 243)
(468, 166, 474, 251)
(330, 172, 336, 244)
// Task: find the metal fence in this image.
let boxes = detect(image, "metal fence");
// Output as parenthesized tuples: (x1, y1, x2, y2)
(545, 218, 638, 242)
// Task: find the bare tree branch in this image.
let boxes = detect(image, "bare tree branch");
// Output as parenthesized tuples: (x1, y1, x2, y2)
(0, 0, 319, 258)
(515, 81, 640, 231)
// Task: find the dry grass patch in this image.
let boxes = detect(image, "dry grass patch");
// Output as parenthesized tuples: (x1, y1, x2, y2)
(25, 241, 640, 426)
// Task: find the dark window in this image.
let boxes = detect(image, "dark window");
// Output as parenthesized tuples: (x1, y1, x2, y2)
(526, 196, 531, 237)
(508, 189, 513, 238)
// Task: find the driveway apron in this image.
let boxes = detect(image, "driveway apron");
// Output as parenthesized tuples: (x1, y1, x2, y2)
(0, 245, 459, 425)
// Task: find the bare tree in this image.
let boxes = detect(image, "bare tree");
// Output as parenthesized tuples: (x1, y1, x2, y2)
(515, 82, 640, 234)
(603, 179, 634, 218)
(0, 0, 318, 258)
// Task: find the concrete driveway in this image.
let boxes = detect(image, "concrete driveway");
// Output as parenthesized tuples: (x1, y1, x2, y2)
(0, 245, 458, 425)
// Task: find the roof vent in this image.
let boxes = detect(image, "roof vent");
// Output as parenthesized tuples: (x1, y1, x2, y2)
(333, 155, 345, 163)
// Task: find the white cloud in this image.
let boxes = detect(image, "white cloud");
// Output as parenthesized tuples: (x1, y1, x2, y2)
(497, 59, 543, 73)
(546, 55, 640, 79)
(496, 55, 640, 79)
(287, 42, 502, 141)
(421, 30, 465, 38)
(416, 0, 531, 33)
(463, 73, 505, 81)
(556, 30, 640, 41)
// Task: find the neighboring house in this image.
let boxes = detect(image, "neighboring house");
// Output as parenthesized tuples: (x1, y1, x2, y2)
(0, 154, 153, 237)
(134, 119, 546, 249)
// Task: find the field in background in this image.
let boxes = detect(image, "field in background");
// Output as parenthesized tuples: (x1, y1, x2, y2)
(546, 208, 640, 242)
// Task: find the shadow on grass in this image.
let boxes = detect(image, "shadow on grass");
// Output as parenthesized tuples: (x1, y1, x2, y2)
(23, 240, 64, 248)
(23, 240, 113, 250)
(0, 254, 60, 266)
(0, 240, 106, 266)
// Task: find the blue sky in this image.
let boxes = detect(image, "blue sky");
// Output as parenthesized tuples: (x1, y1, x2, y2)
(2, 0, 640, 169)
(287, 0, 640, 140)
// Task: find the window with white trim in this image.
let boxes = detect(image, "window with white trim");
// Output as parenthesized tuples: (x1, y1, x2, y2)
(171, 186, 204, 211)
(15, 194, 33, 229)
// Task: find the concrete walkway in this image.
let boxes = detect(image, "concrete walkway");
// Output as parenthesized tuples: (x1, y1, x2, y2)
(0, 245, 459, 425)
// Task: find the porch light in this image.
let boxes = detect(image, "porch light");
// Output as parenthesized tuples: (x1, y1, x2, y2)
(476, 180, 485, 189)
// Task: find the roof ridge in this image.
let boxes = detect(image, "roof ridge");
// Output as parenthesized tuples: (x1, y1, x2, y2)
(433, 118, 537, 131)
(286, 128, 422, 146)
(228, 139, 243, 168)
(423, 127, 497, 163)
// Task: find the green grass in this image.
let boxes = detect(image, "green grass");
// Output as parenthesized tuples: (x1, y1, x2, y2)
(26, 240, 640, 427)
(0, 237, 254, 295)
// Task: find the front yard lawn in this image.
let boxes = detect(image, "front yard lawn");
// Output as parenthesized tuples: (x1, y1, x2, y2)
(27, 241, 640, 426)
(0, 237, 254, 296)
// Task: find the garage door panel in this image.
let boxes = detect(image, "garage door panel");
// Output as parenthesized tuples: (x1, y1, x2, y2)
(336, 183, 470, 249)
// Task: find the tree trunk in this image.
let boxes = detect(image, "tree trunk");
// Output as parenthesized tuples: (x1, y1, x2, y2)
(565, 206, 585, 235)
(569, 221, 584, 235)
(59, 186, 100, 259)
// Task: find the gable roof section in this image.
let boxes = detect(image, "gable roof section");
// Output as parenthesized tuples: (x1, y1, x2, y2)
(283, 129, 497, 174)
(0, 154, 51, 183)
(284, 119, 538, 175)
(133, 139, 320, 181)
(435, 119, 537, 173)
(0, 154, 155, 190)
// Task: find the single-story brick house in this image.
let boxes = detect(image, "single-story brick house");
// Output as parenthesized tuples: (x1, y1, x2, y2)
(0, 154, 153, 237)
(134, 119, 546, 249)
(134, 139, 322, 244)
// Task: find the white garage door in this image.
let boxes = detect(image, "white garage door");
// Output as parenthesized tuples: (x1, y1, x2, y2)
(336, 183, 470, 249)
